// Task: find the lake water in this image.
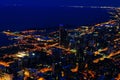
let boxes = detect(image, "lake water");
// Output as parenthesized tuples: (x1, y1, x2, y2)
(0, 6, 111, 46)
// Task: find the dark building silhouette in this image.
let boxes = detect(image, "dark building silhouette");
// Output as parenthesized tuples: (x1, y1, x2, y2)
(59, 27, 69, 48)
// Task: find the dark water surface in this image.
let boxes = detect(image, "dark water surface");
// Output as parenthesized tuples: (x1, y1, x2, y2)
(0, 6, 110, 46)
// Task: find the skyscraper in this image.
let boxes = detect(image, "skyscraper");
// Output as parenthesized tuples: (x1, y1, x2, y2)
(59, 27, 69, 48)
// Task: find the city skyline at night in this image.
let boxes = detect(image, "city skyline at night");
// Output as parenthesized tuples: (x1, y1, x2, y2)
(0, 0, 120, 80)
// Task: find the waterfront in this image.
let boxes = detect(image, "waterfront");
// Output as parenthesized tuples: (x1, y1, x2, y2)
(0, 7, 110, 47)
(0, 2, 120, 80)
(0, 7, 120, 79)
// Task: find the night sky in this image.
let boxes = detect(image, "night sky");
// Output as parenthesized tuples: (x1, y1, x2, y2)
(0, 0, 120, 7)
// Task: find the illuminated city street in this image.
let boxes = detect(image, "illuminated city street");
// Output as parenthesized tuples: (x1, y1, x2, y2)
(0, 1, 120, 80)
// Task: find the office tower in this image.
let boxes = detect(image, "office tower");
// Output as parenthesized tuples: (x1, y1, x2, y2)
(59, 27, 69, 48)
